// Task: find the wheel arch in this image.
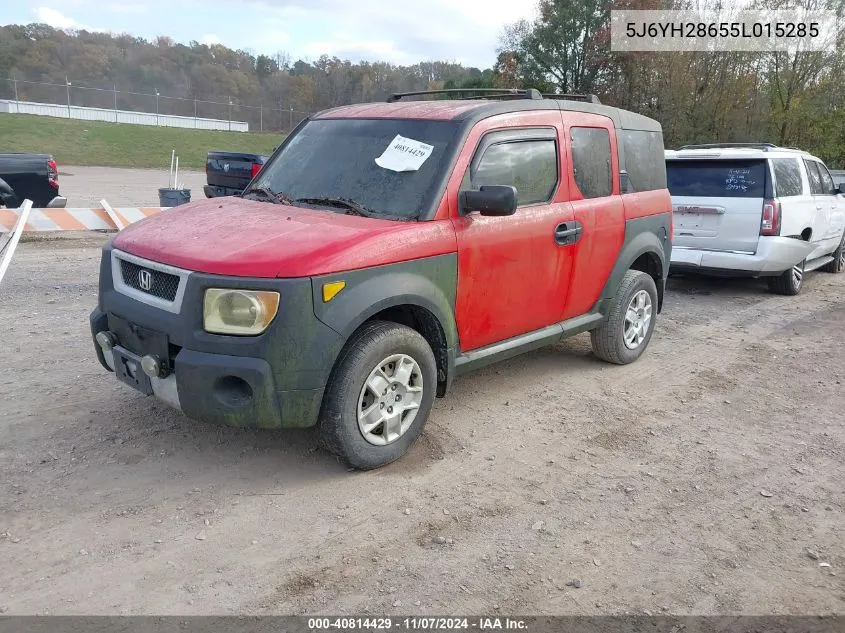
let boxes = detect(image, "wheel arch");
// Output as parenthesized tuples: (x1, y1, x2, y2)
(629, 251, 664, 308)
(312, 256, 458, 397)
(599, 218, 670, 313)
(363, 303, 452, 396)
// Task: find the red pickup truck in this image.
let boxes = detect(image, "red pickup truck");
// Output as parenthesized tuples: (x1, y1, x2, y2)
(90, 89, 671, 469)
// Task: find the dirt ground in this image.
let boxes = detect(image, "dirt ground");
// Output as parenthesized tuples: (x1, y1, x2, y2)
(0, 235, 843, 616)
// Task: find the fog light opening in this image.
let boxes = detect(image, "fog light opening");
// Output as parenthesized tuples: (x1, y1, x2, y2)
(213, 375, 253, 407)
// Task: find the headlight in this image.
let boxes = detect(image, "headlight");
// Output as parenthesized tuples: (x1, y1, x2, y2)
(203, 289, 280, 335)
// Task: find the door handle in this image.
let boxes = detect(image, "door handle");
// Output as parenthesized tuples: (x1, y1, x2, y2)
(554, 222, 582, 246)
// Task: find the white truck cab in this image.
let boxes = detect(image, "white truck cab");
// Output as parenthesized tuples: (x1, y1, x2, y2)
(666, 143, 845, 295)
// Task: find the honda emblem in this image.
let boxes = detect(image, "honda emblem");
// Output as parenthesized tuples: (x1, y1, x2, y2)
(138, 269, 152, 291)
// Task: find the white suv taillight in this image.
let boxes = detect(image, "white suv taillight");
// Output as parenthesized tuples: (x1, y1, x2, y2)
(761, 199, 781, 236)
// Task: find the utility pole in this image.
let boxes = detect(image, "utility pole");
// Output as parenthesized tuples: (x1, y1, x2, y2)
(113, 84, 118, 123)
(289, 105, 293, 133)
(194, 98, 198, 128)
(65, 77, 72, 118)
(155, 89, 160, 126)
(12, 76, 19, 113)
(228, 97, 232, 131)
(260, 104, 263, 132)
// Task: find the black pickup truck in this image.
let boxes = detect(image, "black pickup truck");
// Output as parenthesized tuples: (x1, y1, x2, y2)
(203, 151, 268, 198)
(0, 153, 66, 208)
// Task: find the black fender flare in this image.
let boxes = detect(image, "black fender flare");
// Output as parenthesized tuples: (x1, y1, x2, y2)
(599, 219, 670, 312)
(311, 255, 459, 388)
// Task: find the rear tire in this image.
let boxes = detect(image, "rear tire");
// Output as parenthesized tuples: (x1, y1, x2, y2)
(768, 259, 805, 295)
(591, 270, 658, 365)
(318, 320, 437, 470)
(821, 232, 845, 273)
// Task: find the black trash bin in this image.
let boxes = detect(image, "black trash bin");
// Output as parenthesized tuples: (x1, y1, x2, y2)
(158, 188, 191, 207)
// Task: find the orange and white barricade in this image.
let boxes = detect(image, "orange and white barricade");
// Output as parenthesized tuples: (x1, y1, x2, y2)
(0, 200, 164, 233)
(0, 199, 165, 286)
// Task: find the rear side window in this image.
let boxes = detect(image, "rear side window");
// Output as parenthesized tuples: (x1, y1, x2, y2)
(771, 158, 804, 197)
(620, 130, 667, 192)
(471, 140, 558, 206)
(571, 127, 612, 198)
(804, 160, 825, 194)
(816, 162, 836, 194)
(666, 160, 765, 198)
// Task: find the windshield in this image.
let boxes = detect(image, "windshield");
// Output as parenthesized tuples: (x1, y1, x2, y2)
(666, 159, 766, 198)
(254, 118, 459, 219)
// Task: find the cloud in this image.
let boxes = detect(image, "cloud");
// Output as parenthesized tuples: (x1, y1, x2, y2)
(242, 0, 537, 67)
(105, 3, 148, 13)
(33, 6, 106, 31)
(33, 7, 86, 29)
(24, 0, 536, 67)
(303, 37, 410, 64)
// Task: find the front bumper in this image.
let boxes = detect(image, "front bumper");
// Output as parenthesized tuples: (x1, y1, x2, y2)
(91, 308, 325, 428)
(670, 236, 816, 277)
(89, 246, 344, 429)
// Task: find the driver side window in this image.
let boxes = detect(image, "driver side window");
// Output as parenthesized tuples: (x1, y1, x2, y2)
(461, 136, 558, 207)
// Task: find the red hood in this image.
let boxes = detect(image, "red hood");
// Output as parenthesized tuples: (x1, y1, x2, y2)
(112, 197, 456, 278)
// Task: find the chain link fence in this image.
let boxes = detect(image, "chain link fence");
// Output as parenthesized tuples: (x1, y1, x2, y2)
(1, 77, 315, 134)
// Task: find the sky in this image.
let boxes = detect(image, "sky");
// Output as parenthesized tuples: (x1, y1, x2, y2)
(1, 0, 539, 69)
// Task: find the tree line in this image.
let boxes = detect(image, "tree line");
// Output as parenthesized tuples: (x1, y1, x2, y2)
(1, 0, 843, 166)
(0, 24, 492, 131)
(496, 0, 845, 167)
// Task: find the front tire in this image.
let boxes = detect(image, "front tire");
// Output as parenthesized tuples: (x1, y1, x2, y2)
(591, 270, 658, 365)
(318, 320, 437, 470)
(821, 232, 845, 273)
(768, 259, 805, 295)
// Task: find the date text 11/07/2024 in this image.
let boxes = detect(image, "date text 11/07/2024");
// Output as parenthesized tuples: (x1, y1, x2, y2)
(307, 617, 529, 631)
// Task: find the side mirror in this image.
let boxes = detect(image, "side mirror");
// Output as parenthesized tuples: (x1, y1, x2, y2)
(460, 185, 517, 216)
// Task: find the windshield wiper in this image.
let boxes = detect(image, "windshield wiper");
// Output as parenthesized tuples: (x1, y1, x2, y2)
(295, 197, 378, 218)
(241, 186, 295, 205)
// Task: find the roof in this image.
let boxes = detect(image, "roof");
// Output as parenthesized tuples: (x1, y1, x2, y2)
(316, 99, 662, 132)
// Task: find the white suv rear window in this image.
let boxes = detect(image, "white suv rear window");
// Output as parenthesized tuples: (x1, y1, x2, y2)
(666, 159, 765, 198)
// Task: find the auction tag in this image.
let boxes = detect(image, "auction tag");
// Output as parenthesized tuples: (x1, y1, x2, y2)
(375, 135, 434, 172)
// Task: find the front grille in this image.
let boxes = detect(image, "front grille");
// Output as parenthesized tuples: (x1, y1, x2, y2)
(120, 259, 179, 301)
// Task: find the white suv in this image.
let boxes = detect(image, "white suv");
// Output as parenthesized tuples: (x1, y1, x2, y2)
(665, 143, 845, 295)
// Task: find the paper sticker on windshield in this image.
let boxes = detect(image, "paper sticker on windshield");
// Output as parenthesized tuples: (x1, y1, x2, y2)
(375, 135, 434, 172)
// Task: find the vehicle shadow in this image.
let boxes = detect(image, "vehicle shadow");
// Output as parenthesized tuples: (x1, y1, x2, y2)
(74, 387, 349, 495)
(666, 272, 771, 296)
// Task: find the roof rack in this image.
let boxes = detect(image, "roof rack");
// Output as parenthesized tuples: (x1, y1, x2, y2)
(386, 88, 544, 102)
(677, 143, 779, 151)
(541, 93, 601, 104)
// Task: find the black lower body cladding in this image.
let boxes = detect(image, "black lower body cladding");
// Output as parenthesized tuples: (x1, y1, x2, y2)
(599, 213, 672, 313)
(90, 245, 344, 429)
(175, 349, 324, 429)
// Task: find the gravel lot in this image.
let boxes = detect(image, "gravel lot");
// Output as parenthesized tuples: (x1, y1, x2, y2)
(58, 166, 207, 208)
(0, 236, 843, 616)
